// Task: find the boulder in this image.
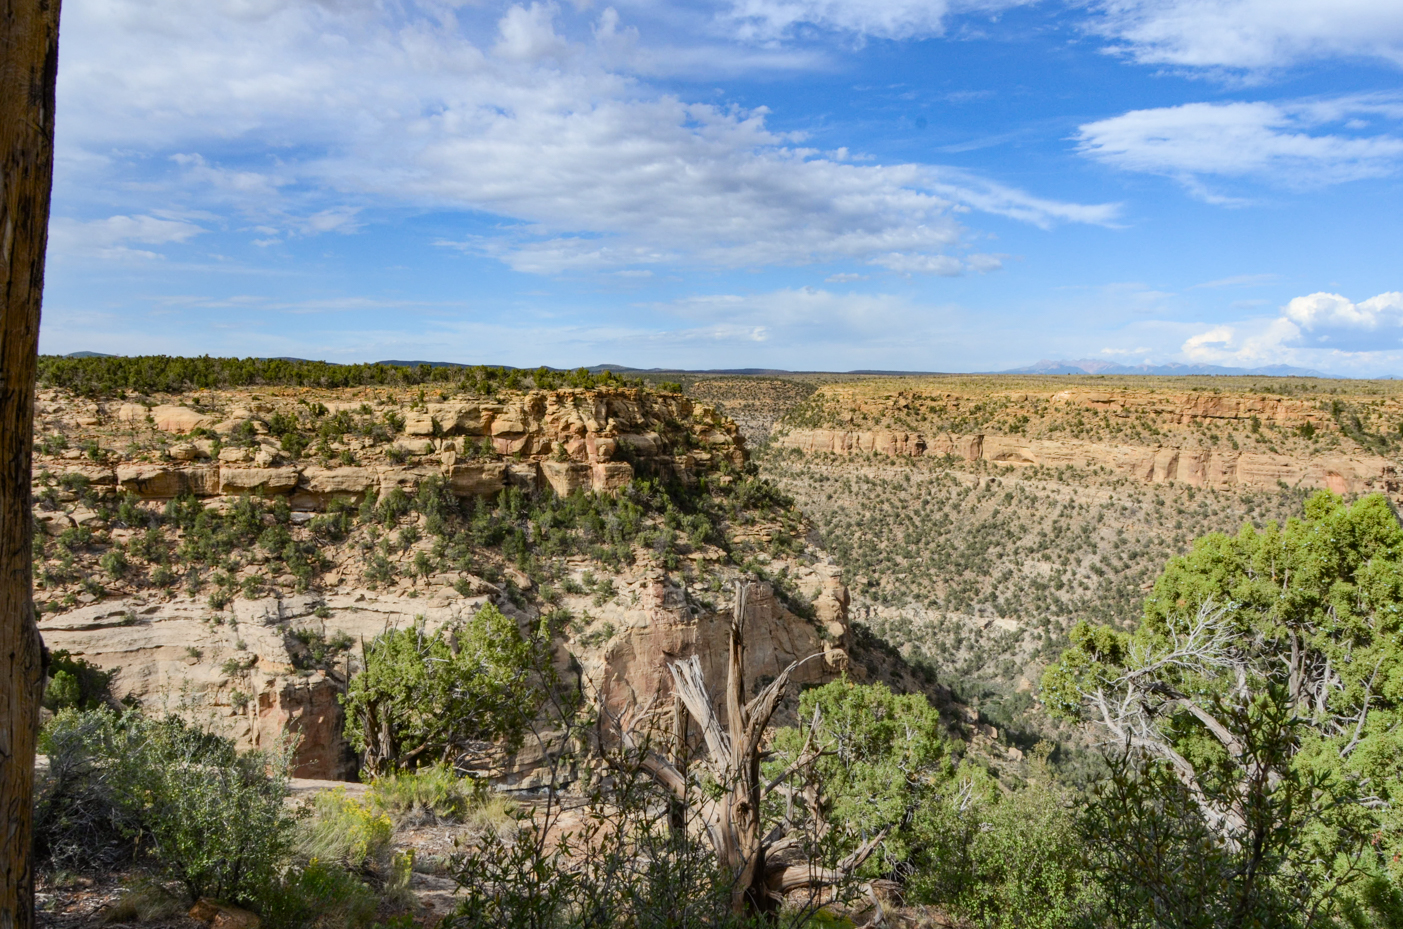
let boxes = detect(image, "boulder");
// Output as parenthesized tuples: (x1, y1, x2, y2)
(189, 899, 260, 929)
(393, 438, 435, 456)
(219, 467, 299, 496)
(115, 402, 148, 423)
(592, 461, 633, 493)
(541, 461, 591, 496)
(427, 402, 489, 435)
(151, 405, 215, 434)
(34, 511, 74, 535)
(448, 462, 506, 497)
(43, 464, 115, 487)
(377, 466, 437, 497)
(297, 466, 375, 498)
(506, 461, 541, 492)
(116, 465, 187, 499)
(402, 411, 435, 436)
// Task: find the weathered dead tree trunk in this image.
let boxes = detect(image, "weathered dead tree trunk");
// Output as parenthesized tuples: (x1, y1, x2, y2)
(611, 581, 881, 918)
(1, 2, 60, 926)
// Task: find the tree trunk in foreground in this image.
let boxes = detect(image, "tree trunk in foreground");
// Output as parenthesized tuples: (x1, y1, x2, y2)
(1, 1, 59, 927)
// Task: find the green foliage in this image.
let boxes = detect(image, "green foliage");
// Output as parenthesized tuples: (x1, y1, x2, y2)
(343, 603, 556, 774)
(1043, 491, 1403, 925)
(365, 764, 488, 825)
(295, 788, 394, 871)
(906, 764, 1099, 928)
(771, 679, 947, 872)
(42, 649, 113, 712)
(36, 354, 642, 397)
(260, 858, 378, 929)
(36, 709, 293, 905)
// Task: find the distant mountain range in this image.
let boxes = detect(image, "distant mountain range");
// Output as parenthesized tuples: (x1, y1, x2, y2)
(996, 359, 1339, 378)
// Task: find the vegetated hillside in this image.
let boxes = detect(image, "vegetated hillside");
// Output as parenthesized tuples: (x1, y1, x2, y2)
(682, 376, 819, 447)
(36, 353, 647, 395)
(762, 450, 1306, 711)
(32, 372, 985, 783)
(754, 374, 1403, 743)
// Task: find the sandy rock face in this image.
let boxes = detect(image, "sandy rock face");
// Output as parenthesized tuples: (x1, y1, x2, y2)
(37, 591, 498, 780)
(779, 428, 1397, 497)
(39, 569, 849, 785)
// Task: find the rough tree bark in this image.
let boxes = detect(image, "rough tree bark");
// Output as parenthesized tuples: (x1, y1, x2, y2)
(1, 2, 60, 927)
(610, 582, 881, 919)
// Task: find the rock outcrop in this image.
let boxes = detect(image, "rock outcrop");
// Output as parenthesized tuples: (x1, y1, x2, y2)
(34, 386, 746, 508)
(774, 383, 1403, 499)
(31, 384, 844, 786)
(778, 428, 1396, 495)
(39, 566, 850, 784)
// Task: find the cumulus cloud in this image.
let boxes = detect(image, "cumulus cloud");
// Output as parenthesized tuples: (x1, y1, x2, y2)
(54, 0, 1110, 276)
(1076, 97, 1403, 200)
(1091, 0, 1403, 72)
(1179, 290, 1403, 371)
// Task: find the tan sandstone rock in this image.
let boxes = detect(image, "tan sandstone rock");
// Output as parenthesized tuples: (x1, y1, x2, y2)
(219, 467, 299, 496)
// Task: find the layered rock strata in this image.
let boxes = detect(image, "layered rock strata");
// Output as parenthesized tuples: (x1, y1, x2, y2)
(39, 567, 851, 785)
(778, 428, 1396, 496)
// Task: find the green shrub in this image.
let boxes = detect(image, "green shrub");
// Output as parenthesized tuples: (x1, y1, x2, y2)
(366, 764, 488, 826)
(295, 788, 393, 871)
(35, 709, 293, 906)
(343, 603, 556, 775)
(260, 858, 378, 929)
(42, 650, 112, 712)
(907, 764, 1099, 928)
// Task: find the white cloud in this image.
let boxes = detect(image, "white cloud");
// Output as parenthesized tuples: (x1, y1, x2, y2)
(1076, 97, 1403, 200)
(48, 214, 205, 259)
(1092, 0, 1403, 72)
(1281, 291, 1403, 349)
(1179, 290, 1403, 371)
(54, 0, 1110, 276)
(723, 0, 1028, 41)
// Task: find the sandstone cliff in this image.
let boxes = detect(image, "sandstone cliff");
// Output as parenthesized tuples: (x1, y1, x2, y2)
(773, 382, 1403, 501)
(31, 384, 851, 784)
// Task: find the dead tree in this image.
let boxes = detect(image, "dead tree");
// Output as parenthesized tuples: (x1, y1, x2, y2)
(1, 1, 62, 926)
(611, 582, 882, 917)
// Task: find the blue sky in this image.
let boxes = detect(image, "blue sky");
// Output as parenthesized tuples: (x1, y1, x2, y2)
(38, 0, 1403, 375)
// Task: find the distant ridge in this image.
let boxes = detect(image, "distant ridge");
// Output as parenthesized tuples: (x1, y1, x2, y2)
(53, 353, 1378, 379)
(997, 359, 1339, 378)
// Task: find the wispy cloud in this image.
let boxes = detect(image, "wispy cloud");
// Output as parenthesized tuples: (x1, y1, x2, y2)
(1090, 0, 1403, 74)
(1076, 96, 1403, 201)
(55, 0, 1110, 277)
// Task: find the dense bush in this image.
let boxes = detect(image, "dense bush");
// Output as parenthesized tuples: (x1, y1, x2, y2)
(771, 681, 1097, 927)
(1044, 491, 1403, 926)
(36, 709, 293, 903)
(343, 603, 556, 774)
(42, 649, 113, 712)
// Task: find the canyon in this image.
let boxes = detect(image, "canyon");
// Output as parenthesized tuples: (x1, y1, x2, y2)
(32, 383, 855, 782)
